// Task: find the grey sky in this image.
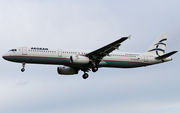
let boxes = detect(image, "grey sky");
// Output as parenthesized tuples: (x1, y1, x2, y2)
(0, 0, 180, 113)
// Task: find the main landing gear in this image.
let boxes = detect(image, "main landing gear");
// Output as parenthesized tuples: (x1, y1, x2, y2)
(82, 67, 98, 79)
(21, 62, 25, 72)
(92, 66, 98, 72)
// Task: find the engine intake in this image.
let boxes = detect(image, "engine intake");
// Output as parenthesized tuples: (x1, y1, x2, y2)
(57, 66, 79, 75)
(70, 55, 89, 64)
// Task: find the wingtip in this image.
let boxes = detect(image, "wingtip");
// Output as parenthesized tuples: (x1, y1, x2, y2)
(128, 35, 131, 39)
(121, 35, 131, 40)
(173, 51, 178, 53)
(175, 51, 178, 54)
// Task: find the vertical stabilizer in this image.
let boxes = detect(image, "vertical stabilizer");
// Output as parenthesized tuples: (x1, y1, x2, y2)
(146, 33, 168, 56)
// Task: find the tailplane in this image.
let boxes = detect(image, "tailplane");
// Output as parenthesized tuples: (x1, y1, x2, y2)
(155, 51, 178, 60)
(146, 33, 168, 56)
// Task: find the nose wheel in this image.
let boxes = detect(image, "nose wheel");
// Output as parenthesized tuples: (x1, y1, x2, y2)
(21, 62, 25, 72)
(21, 68, 25, 72)
(82, 73, 89, 79)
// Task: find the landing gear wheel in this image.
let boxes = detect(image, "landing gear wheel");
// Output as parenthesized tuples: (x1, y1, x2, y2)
(21, 62, 25, 72)
(21, 68, 25, 72)
(83, 73, 89, 79)
(92, 67, 98, 72)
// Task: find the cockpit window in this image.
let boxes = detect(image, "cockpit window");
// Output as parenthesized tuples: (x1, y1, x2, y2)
(8, 49, 13, 52)
(8, 49, 17, 52)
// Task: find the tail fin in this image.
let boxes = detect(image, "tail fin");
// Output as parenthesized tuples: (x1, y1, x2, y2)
(146, 33, 168, 56)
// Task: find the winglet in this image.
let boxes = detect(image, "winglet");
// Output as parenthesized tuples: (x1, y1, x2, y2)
(128, 35, 131, 39)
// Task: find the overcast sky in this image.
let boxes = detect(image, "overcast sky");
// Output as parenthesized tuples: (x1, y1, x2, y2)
(0, 0, 180, 113)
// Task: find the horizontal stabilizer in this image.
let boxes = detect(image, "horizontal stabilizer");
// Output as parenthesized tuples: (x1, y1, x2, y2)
(155, 51, 178, 60)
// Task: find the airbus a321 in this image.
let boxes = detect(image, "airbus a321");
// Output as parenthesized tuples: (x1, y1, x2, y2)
(2, 33, 178, 79)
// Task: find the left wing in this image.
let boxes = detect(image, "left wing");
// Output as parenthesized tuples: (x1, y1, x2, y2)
(86, 36, 130, 65)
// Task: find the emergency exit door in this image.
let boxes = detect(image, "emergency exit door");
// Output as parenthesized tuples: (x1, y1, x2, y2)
(22, 47, 27, 55)
(144, 54, 148, 62)
(58, 49, 62, 57)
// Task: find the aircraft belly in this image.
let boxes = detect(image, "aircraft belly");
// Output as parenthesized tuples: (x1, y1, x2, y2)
(99, 60, 149, 68)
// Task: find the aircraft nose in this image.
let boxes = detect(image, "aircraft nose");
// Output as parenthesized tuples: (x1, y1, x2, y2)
(2, 55, 6, 60)
(2, 53, 9, 60)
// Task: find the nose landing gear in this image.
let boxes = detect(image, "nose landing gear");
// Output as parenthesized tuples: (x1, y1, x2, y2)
(21, 62, 25, 72)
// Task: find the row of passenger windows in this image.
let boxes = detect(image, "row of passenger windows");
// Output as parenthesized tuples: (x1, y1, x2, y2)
(110, 54, 137, 57)
(63, 51, 87, 55)
(28, 50, 56, 53)
(63, 51, 137, 57)
(27, 50, 137, 57)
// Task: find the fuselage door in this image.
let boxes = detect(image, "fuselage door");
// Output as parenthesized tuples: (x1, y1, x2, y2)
(58, 49, 62, 57)
(22, 47, 27, 55)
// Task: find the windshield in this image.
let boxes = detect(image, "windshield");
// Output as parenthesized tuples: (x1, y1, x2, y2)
(8, 49, 17, 52)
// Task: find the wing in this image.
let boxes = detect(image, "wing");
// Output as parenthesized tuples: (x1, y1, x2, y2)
(86, 36, 130, 64)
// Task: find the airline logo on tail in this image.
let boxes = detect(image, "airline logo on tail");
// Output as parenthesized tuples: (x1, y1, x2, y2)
(148, 38, 167, 56)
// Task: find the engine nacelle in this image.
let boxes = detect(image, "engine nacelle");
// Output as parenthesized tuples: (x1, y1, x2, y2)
(57, 66, 79, 75)
(70, 55, 89, 64)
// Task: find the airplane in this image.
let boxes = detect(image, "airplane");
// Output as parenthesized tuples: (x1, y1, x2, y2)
(2, 33, 178, 79)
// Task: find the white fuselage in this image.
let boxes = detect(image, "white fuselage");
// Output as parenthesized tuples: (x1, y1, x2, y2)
(2, 33, 176, 79)
(2, 46, 171, 68)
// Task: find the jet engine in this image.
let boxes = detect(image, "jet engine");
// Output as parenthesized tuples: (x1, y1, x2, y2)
(57, 66, 79, 75)
(70, 55, 89, 64)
